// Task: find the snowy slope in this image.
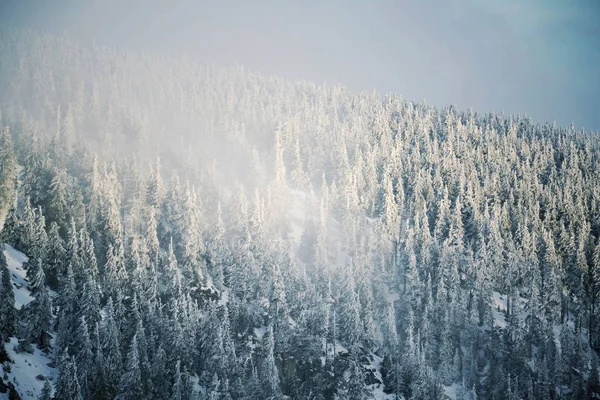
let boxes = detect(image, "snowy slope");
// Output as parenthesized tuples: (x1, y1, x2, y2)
(2, 244, 56, 400)
(3, 337, 56, 399)
(4, 244, 34, 310)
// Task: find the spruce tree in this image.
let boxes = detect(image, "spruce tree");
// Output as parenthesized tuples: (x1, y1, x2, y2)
(1, 207, 19, 247)
(74, 316, 94, 398)
(261, 324, 282, 399)
(38, 380, 53, 400)
(0, 249, 16, 340)
(25, 263, 52, 348)
(101, 297, 123, 397)
(55, 350, 84, 400)
(44, 221, 66, 289)
(116, 335, 143, 400)
(150, 345, 170, 400)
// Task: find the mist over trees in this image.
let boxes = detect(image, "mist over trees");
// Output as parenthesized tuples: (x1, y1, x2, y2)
(0, 28, 600, 399)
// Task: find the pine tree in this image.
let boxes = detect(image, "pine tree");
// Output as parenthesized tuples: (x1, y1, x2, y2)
(82, 235, 99, 281)
(74, 316, 94, 399)
(55, 350, 84, 400)
(0, 250, 16, 340)
(103, 243, 127, 301)
(164, 238, 182, 298)
(345, 356, 368, 400)
(116, 334, 143, 400)
(171, 360, 183, 400)
(0, 207, 19, 247)
(150, 345, 170, 400)
(134, 318, 150, 395)
(146, 157, 163, 213)
(48, 167, 69, 235)
(38, 380, 53, 400)
(261, 324, 282, 399)
(209, 373, 221, 400)
(25, 263, 52, 348)
(30, 206, 48, 266)
(101, 297, 123, 397)
(337, 264, 362, 346)
(91, 323, 109, 400)
(20, 196, 37, 254)
(44, 221, 65, 289)
(55, 263, 78, 353)
(28, 257, 46, 295)
(80, 274, 101, 330)
(0, 126, 17, 224)
(145, 208, 160, 266)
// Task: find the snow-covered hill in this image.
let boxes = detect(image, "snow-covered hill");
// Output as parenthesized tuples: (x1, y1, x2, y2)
(1, 245, 56, 400)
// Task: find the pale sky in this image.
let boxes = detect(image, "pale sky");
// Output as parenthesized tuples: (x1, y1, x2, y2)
(1, 0, 599, 131)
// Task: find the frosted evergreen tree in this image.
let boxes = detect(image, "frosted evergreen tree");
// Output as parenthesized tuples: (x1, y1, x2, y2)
(145, 207, 160, 266)
(171, 360, 183, 400)
(0, 250, 16, 340)
(20, 196, 37, 254)
(134, 318, 150, 394)
(150, 345, 170, 400)
(80, 273, 101, 330)
(65, 218, 82, 279)
(25, 263, 52, 348)
(337, 263, 362, 346)
(55, 350, 84, 400)
(0, 207, 19, 247)
(382, 300, 398, 353)
(0, 126, 17, 228)
(49, 167, 69, 234)
(102, 243, 127, 301)
(146, 157, 163, 213)
(38, 380, 53, 400)
(28, 257, 46, 295)
(44, 221, 65, 289)
(82, 236, 99, 281)
(29, 206, 48, 268)
(345, 357, 368, 400)
(116, 334, 143, 400)
(91, 322, 109, 400)
(261, 324, 282, 399)
(101, 297, 123, 397)
(71, 316, 93, 398)
(55, 263, 78, 353)
(164, 238, 183, 298)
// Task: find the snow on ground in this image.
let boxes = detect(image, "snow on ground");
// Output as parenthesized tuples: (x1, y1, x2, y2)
(443, 382, 461, 400)
(491, 291, 529, 330)
(3, 337, 56, 399)
(254, 326, 266, 342)
(368, 352, 396, 400)
(331, 340, 348, 357)
(218, 287, 229, 307)
(381, 284, 399, 304)
(491, 291, 507, 329)
(3, 244, 34, 310)
(372, 385, 397, 400)
(189, 374, 204, 399)
(2, 244, 56, 400)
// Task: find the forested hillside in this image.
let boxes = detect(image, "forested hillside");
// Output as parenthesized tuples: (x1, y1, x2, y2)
(1, 28, 600, 399)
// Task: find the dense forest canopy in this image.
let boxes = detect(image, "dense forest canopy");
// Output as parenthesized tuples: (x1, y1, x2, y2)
(0, 28, 600, 399)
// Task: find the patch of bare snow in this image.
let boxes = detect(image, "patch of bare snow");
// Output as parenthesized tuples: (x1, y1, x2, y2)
(491, 291, 507, 329)
(1, 244, 56, 399)
(3, 337, 56, 400)
(444, 382, 461, 400)
(3, 244, 34, 310)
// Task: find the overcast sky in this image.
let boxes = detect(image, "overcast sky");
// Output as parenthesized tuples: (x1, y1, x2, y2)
(1, 0, 599, 131)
